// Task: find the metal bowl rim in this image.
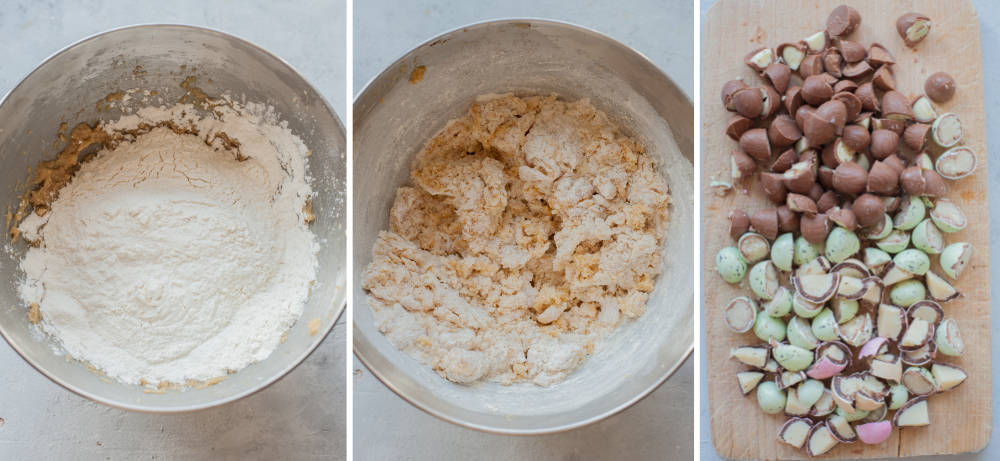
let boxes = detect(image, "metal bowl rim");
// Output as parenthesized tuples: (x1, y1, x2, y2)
(0, 23, 347, 414)
(352, 17, 693, 435)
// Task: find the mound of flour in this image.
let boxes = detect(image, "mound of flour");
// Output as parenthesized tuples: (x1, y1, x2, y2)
(17, 103, 318, 386)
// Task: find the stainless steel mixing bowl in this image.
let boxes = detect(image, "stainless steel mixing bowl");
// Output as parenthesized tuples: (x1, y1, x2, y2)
(354, 19, 693, 434)
(0, 25, 346, 412)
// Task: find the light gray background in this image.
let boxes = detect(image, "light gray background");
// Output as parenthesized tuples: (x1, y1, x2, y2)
(353, 1, 693, 460)
(700, 1, 999, 460)
(0, 1, 346, 460)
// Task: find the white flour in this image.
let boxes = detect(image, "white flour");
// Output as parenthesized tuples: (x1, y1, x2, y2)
(17, 102, 318, 386)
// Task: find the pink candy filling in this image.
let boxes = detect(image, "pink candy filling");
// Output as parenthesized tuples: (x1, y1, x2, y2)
(856, 421, 892, 444)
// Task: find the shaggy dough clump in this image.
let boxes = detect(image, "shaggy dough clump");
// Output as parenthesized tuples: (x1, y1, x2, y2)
(362, 95, 670, 386)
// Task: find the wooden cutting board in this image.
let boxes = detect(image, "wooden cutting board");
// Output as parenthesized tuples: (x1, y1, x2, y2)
(702, 1, 991, 459)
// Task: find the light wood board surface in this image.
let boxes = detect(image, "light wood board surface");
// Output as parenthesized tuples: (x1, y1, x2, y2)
(702, 0, 991, 459)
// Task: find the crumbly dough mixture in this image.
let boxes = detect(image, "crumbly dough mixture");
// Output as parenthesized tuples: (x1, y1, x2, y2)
(362, 95, 671, 386)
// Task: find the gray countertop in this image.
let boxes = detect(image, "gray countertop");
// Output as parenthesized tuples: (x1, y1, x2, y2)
(699, 0, 999, 460)
(0, 1, 346, 460)
(352, 1, 693, 460)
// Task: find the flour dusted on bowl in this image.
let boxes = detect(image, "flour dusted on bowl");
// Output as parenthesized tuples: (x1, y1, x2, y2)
(362, 94, 671, 386)
(15, 102, 318, 387)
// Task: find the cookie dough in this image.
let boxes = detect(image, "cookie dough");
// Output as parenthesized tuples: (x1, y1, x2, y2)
(362, 94, 670, 386)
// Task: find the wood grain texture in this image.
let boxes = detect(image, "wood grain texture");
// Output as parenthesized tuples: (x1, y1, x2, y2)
(702, 1, 991, 459)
